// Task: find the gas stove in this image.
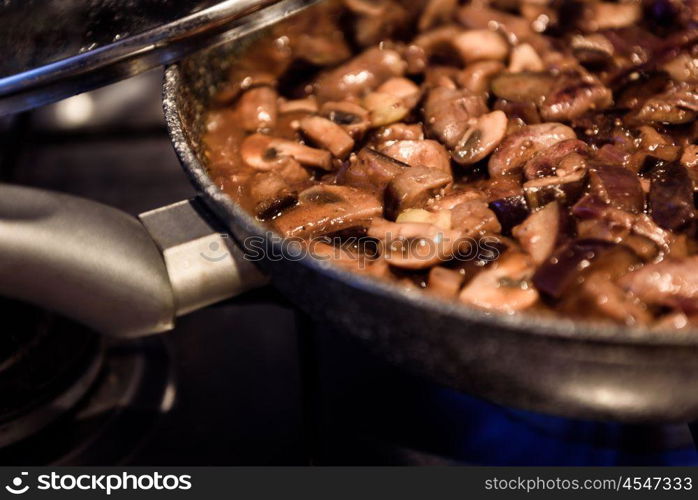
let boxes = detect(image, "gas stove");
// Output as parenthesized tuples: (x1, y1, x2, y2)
(1, 71, 697, 466)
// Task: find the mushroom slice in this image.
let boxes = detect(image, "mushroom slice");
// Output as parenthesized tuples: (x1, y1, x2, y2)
(427, 266, 464, 299)
(569, 34, 614, 65)
(452, 110, 508, 166)
(523, 139, 589, 180)
(320, 101, 371, 140)
(370, 123, 425, 146)
(490, 71, 555, 103)
(342, 147, 408, 193)
(278, 97, 319, 114)
(299, 115, 355, 159)
(680, 145, 698, 169)
(247, 171, 298, 220)
(363, 92, 410, 127)
(451, 199, 502, 237)
(379, 140, 452, 173)
(385, 166, 453, 220)
(368, 219, 464, 269)
(578, 1, 642, 31)
(240, 134, 332, 171)
(396, 208, 452, 231)
(508, 43, 544, 73)
(418, 0, 458, 32)
(458, 60, 506, 95)
(459, 252, 539, 314)
(314, 47, 407, 103)
(539, 74, 613, 122)
(237, 86, 278, 132)
(488, 123, 577, 178)
(423, 86, 488, 148)
(273, 185, 382, 238)
(456, 3, 534, 41)
(376, 77, 422, 109)
(513, 202, 572, 265)
(523, 168, 588, 209)
(452, 29, 510, 64)
(619, 256, 698, 314)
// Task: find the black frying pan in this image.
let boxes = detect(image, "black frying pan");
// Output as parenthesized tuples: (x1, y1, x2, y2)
(2, 0, 698, 425)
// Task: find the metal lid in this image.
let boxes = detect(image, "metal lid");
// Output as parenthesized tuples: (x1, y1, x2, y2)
(0, 0, 321, 116)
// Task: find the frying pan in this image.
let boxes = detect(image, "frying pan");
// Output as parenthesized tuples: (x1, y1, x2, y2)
(3, 0, 698, 425)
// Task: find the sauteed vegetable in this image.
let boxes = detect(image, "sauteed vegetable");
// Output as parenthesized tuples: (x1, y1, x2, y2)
(204, 0, 698, 329)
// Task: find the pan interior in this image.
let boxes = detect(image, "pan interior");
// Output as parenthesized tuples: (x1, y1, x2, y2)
(163, 2, 698, 349)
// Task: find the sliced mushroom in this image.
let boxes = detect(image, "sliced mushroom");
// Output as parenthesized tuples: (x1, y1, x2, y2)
(577, 1, 642, 32)
(619, 256, 698, 313)
(415, 26, 509, 67)
(508, 43, 544, 73)
(490, 71, 555, 103)
(342, 147, 409, 193)
(423, 86, 488, 148)
(278, 97, 318, 114)
(247, 171, 298, 220)
(320, 101, 371, 139)
(488, 123, 577, 178)
(523, 168, 588, 209)
(569, 34, 615, 65)
(379, 140, 452, 173)
(418, 0, 458, 32)
(369, 123, 425, 146)
(513, 202, 572, 265)
(345, 0, 410, 47)
(457, 3, 535, 41)
(240, 134, 332, 171)
(451, 199, 502, 237)
(427, 266, 464, 298)
(459, 252, 539, 313)
(376, 77, 422, 109)
(363, 92, 410, 127)
(539, 74, 613, 122)
(314, 47, 407, 103)
(273, 185, 382, 238)
(237, 86, 278, 132)
(452, 110, 508, 166)
(632, 82, 698, 125)
(368, 219, 464, 269)
(396, 208, 452, 231)
(523, 139, 589, 180)
(458, 60, 506, 94)
(452, 30, 510, 64)
(680, 145, 698, 168)
(299, 115, 355, 159)
(385, 166, 453, 220)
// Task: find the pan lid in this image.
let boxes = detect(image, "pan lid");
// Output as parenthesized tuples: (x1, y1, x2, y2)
(0, 0, 322, 116)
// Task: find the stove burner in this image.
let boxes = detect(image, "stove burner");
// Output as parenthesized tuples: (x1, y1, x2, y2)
(0, 298, 173, 465)
(0, 299, 103, 447)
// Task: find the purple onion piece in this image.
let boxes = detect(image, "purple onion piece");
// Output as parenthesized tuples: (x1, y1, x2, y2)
(649, 162, 696, 231)
(488, 194, 530, 236)
(533, 239, 617, 300)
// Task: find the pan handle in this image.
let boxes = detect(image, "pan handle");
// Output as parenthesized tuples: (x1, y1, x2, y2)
(0, 184, 268, 337)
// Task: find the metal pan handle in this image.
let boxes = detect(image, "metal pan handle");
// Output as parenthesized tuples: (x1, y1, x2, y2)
(0, 184, 267, 337)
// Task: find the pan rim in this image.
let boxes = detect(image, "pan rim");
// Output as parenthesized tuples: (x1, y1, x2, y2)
(162, 63, 698, 349)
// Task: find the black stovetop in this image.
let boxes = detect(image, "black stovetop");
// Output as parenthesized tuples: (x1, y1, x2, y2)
(1, 71, 697, 466)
